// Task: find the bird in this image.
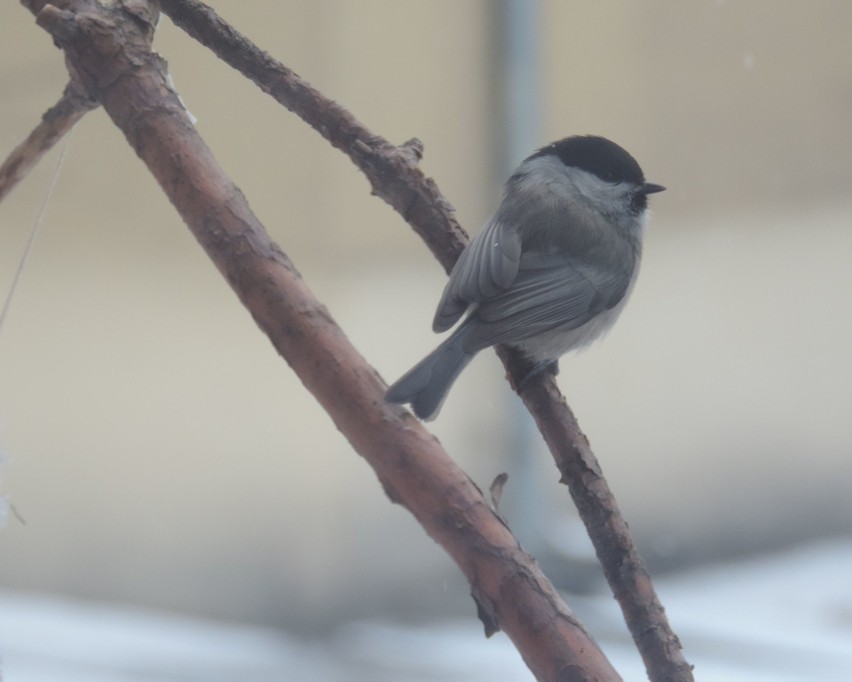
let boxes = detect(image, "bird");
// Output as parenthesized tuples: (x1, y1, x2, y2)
(386, 135, 664, 420)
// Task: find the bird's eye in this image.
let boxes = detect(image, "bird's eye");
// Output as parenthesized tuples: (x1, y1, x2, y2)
(629, 191, 648, 214)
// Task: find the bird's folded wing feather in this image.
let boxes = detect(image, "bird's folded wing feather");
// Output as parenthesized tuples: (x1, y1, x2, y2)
(432, 218, 521, 332)
(463, 252, 629, 350)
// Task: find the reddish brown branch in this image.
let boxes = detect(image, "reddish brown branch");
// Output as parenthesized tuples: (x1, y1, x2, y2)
(150, 1, 693, 680)
(154, 0, 468, 274)
(25, 1, 622, 679)
(0, 81, 96, 205)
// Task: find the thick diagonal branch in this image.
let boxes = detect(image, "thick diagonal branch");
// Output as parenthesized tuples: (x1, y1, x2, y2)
(152, 1, 693, 679)
(25, 1, 622, 679)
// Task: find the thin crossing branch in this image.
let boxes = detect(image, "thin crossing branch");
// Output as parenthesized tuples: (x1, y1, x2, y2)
(153, 1, 693, 679)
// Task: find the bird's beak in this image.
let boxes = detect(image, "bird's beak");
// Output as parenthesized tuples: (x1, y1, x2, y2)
(641, 182, 666, 194)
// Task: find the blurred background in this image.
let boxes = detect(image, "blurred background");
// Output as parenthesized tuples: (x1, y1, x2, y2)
(1, 1, 850, 679)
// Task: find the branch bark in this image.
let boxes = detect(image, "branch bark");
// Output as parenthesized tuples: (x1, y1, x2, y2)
(150, 2, 693, 680)
(156, 0, 468, 273)
(21, 0, 623, 679)
(0, 81, 96, 204)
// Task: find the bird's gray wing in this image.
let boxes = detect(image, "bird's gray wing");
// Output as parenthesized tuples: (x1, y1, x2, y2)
(462, 252, 631, 351)
(432, 218, 521, 332)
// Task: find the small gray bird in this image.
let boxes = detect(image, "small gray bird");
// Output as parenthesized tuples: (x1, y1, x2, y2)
(386, 135, 664, 420)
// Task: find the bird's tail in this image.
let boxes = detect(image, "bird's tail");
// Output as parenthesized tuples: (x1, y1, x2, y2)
(385, 326, 475, 421)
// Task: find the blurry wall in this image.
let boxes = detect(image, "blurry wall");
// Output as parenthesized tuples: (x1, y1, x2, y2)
(0, 1, 850, 630)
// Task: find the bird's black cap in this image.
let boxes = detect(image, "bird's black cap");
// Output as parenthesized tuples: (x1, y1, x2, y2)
(529, 135, 648, 186)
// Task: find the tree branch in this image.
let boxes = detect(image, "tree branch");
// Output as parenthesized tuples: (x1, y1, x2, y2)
(156, 0, 468, 273)
(151, 1, 693, 679)
(0, 80, 96, 204)
(22, 0, 623, 679)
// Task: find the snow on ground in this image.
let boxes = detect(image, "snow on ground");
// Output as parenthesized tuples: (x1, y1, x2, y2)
(1, 539, 850, 681)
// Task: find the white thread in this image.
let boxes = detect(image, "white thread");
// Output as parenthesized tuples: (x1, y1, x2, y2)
(0, 131, 73, 337)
